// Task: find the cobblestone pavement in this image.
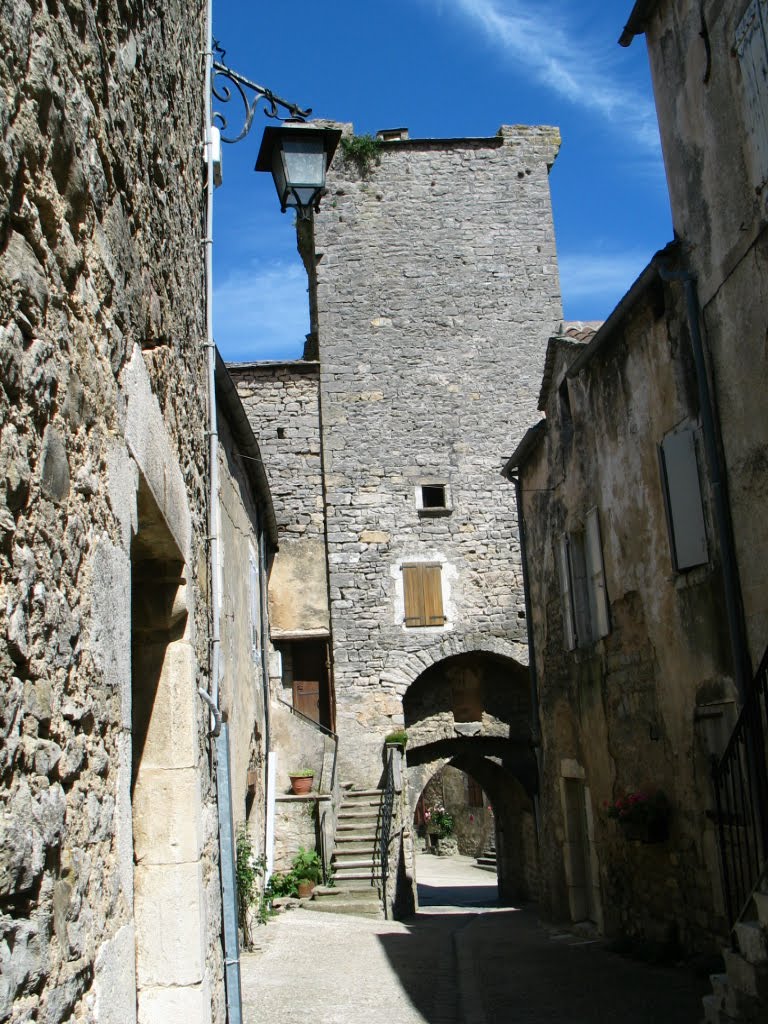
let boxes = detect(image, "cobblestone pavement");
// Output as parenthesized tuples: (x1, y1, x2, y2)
(240, 853, 709, 1023)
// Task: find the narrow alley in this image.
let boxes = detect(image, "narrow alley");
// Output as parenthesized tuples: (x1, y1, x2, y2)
(241, 854, 708, 1023)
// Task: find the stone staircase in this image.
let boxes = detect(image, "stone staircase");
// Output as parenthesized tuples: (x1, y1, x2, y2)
(304, 788, 384, 918)
(476, 828, 497, 873)
(703, 887, 768, 1022)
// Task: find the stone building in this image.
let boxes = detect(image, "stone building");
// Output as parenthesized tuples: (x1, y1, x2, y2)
(500, 2, 768, 1012)
(231, 122, 564, 905)
(506, 260, 731, 953)
(0, 4, 276, 1023)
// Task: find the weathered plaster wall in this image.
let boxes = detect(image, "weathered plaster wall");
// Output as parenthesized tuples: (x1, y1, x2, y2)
(642, 0, 768, 670)
(520, 278, 731, 953)
(230, 362, 329, 637)
(309, 125, 563, 786)
(0, 2, 221, 1021)
(217, 413, 268, 850)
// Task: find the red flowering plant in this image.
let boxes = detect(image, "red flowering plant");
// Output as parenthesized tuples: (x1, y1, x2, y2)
(604, 790, 670, 830)
(424, 804, 455, 838)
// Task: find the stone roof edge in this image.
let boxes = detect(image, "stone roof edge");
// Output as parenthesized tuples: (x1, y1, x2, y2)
(537, 336, 586, 411)
(502, 420, 547, 478)
(565, 240, 679, 380)
(215, 349, 279, 548)
(619, 0, 661, 46)
(226, 359, 320, 373)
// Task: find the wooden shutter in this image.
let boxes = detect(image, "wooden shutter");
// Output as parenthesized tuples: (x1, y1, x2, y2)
(403, 563, 444, 627)
(585, 508, 610, 640)
(422, 565, 445, 625)
(556, 536, 577, 651)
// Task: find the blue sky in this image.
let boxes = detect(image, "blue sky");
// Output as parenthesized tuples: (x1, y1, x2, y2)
(212, 0, 672, 362)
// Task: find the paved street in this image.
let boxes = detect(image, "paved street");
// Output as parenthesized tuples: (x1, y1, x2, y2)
(240, 853, 708, 1023)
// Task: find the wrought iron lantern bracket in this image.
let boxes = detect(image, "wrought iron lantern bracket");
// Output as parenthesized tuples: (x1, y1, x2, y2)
(211, 41, 312, 145)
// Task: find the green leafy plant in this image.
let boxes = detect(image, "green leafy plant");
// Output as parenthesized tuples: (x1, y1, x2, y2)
(424, 804, 454, 838)
(291, 846, 323, 884)
(235, 824, 267, 944)
(289, 769, 315, 778)
(384, 729, 408, 748)
(340, 134, 382, 177)
(265, 870, 299, 899)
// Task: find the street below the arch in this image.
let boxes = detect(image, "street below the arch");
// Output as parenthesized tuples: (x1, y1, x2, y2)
(240, 853, 708, 1023)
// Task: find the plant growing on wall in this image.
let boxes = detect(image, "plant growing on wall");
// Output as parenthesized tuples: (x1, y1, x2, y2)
(340, 133, 382, 177)
(605, 790, 670, 842)
(236, 824, 267, 945)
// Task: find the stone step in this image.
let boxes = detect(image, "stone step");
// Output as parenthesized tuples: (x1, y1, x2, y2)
(338, 810, 380, 820)
(335, 833, 377, 843)
(332, 858, 377, 872)
(735, 921, 768, 966)
(477, 856, 497, 866)
(333, 868, 381, 882)
(723, 948, 768, 1001)
(475, 863, 497, 873)
(754, 892, 768, 928)
(303, 896, 383, 919)
(332, 848, 378, 862)
(344, 789, 383, 798)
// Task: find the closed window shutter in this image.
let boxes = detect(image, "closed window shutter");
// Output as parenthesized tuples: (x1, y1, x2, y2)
(403, 564, 444, 627)
(556, 535, 577, 651)
(422, 564, 445, 625)
(659, 428, 708, 571)
(403, 565, 425, 626)
(585, 507, 610, 639)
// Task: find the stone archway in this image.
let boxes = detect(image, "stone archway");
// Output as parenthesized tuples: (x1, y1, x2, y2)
(403, 651, 539, 903)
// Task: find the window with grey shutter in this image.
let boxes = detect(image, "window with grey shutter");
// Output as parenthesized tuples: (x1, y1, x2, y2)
(249, 547, 261, 660)
(556, 535, 577, 651)
(736, 0, 768, 190)
(585, 508, 610, 640)
(659, 427, 708, 571)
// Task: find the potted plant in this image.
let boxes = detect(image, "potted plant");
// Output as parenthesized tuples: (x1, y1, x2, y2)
(288, 769, 315, 795)
(291, 846, 322, 898)
(605, 789, 670, 843)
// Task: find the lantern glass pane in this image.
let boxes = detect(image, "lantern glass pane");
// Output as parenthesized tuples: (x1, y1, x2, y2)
(282, 138, 326, 188)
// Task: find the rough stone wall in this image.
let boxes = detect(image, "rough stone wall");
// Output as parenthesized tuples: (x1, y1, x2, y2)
(641, 0, 768, 671)
(230, 362, 329, 638)
(420, 765, 492, 858)
(519, 276, 731, 953)
(308, 125, 563, 786)
(0, 2, 222, 1022)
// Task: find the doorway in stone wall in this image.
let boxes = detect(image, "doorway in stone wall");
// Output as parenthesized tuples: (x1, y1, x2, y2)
(403, 650, 540, 908)
(130, 478, 209, 1022)
(413, 764, 498, 910)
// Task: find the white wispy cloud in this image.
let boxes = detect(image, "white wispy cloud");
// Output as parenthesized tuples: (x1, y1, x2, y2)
(559, 248, 652, 316)
(426, 0, 660, 150)
(213, 259, 310, 362)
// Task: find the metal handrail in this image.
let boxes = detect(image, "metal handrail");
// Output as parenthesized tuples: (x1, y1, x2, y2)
(276, 697, 338, 741)
(379, 748, 396, 919)
(712, 645, 768, 929)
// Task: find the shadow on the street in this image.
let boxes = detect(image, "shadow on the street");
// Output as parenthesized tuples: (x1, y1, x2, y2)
(376, 901, 710, 1024)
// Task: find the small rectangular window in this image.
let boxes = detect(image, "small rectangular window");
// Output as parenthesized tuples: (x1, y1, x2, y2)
(659, 427, 708, 571)
(403, 563, 445, 627)
(421, 485, 446, 508)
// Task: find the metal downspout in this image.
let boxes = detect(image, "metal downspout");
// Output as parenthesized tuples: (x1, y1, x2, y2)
(510, 471, 543, 834)
(655, 260, 751, 700)
(203, 2, 242, 1021)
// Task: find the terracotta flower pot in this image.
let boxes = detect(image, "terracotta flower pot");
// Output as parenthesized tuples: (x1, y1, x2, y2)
(297, 879, 316, 898)
(289, 773, 314, 795)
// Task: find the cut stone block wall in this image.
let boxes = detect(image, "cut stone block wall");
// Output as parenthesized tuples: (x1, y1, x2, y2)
(307, 125, 563, 786)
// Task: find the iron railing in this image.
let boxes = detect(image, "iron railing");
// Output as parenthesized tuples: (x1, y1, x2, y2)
(379, 747, 396, 919)
(712, 646, 768, 928)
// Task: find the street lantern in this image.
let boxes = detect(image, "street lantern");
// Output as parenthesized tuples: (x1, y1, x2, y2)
(255, 123, 342, 219)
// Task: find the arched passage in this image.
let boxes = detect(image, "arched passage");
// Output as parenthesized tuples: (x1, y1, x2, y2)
(402, 652, 539, 904)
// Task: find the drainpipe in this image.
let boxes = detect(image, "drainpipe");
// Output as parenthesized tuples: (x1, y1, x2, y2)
(203, 3, 243, 1022)
(508, 471, 543, 834)
(655, 259, 751, 700)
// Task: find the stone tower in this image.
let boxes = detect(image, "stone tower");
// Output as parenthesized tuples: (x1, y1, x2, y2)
(305, 124, 563, 788)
